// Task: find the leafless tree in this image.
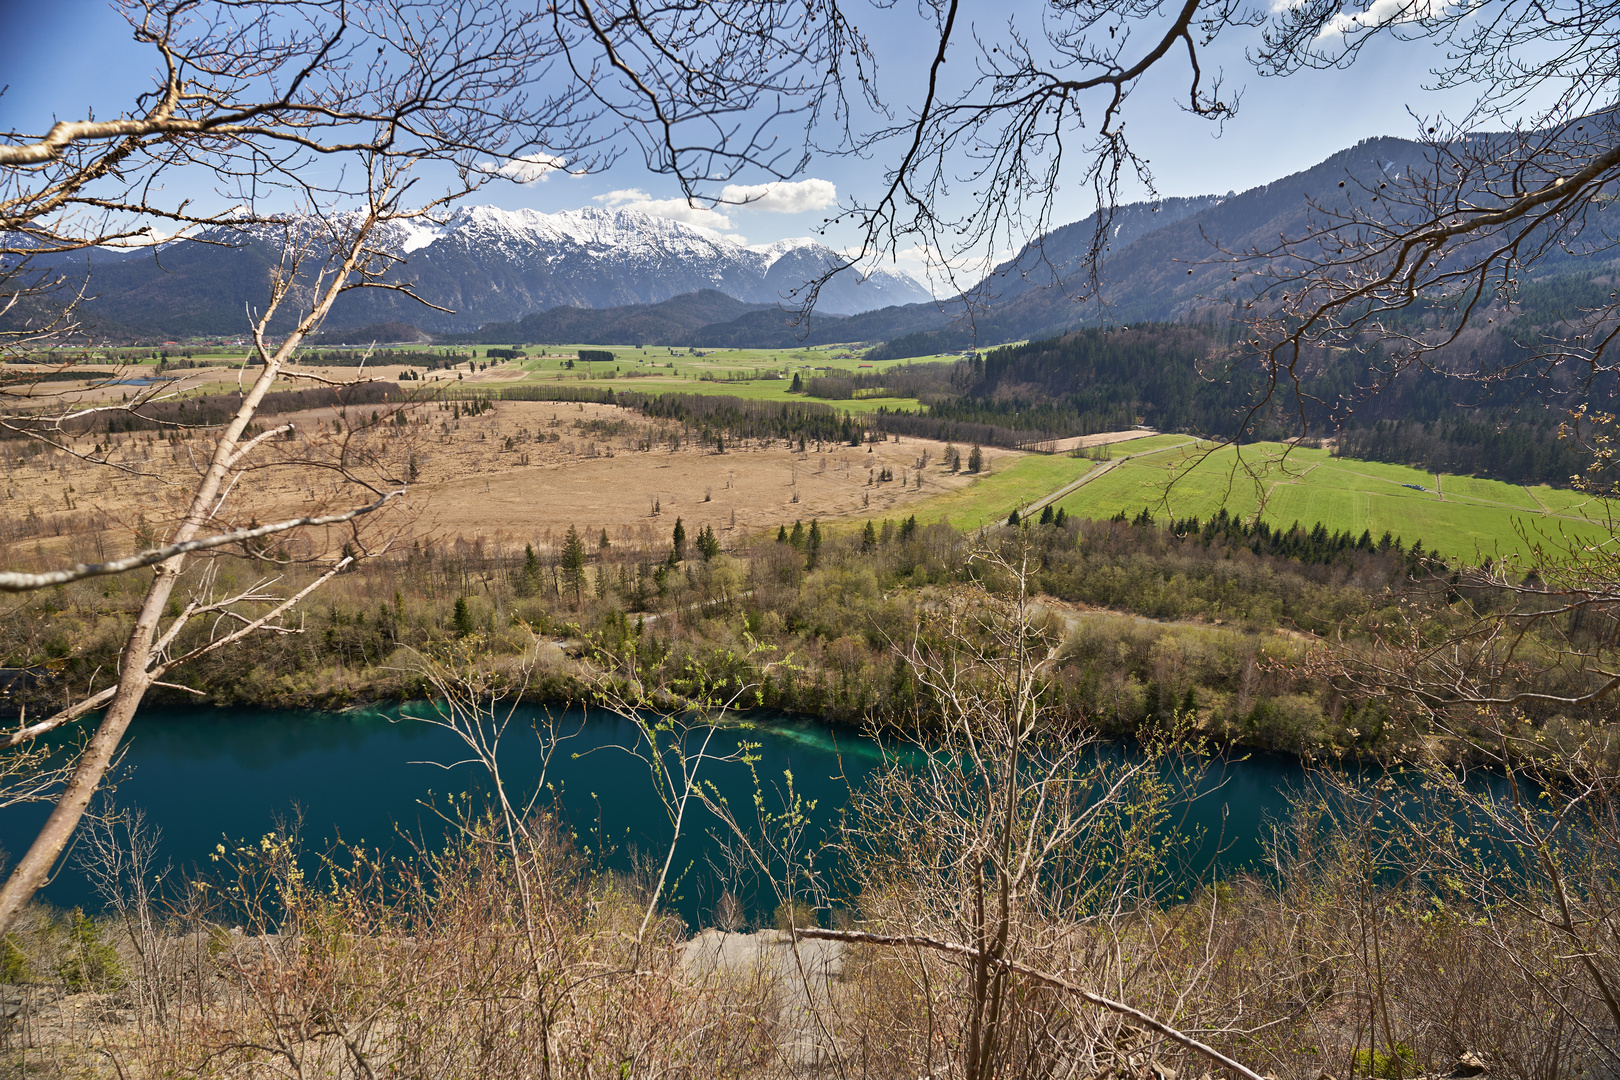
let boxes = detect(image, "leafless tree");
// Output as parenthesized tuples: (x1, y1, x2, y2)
(602, 538, 1269, 1079)
(0, 174, 426, 939)
(810, 543, 1267, 1079)
(0, 0, 870, 940)
(77, 800, 176, 1021)
(811, 0, 1248, 312)
(1274, 719, 1620, 1080)
(790, 0, 1618, 380)
(1238, 116, 1620, 436)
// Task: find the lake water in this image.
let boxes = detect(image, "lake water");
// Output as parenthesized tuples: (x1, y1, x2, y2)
(0, 705, 1309, 926)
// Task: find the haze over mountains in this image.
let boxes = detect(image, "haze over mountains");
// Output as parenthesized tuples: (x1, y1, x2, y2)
(20, 134, 1617, 350)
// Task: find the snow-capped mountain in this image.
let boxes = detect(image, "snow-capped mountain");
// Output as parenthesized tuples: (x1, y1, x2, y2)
(343, 205, 930, 329)
(25, 204, 930, 338)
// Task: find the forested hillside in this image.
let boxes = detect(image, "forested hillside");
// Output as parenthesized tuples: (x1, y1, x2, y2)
(838, 327, 1601, 486)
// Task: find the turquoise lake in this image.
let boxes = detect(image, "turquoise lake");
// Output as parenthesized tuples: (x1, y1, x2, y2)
(0, 705, 1309, 926)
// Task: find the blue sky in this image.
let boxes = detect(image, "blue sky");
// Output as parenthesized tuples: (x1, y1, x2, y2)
(1, 0, 1497, 266)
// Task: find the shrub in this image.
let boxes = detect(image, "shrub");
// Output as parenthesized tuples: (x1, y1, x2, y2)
(53, 909, 126, 992)
(1353, 1043, 1417, 1079)
(0, 934, 29, 983)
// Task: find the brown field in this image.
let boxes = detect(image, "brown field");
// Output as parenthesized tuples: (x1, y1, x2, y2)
(1041, 430, 1158, 454)
(1, 397, 1018, 565)
(390, 400, 1007, 546)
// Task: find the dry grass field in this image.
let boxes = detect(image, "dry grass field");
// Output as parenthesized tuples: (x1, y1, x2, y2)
(0, 395, 1016, 567)
(403, 401, 1006, 546)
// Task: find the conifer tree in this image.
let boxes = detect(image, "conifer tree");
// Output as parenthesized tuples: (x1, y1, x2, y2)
(697, 524, 721, 560)
(671, 517, 687, 562)
(789, 520, 805, 549)
(806, 519, 822, 570)
(560, 525, 587, 607)
(516, 543, 541, 598)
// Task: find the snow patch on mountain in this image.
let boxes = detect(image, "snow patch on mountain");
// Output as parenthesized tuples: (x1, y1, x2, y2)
(745, 236, 823, 272)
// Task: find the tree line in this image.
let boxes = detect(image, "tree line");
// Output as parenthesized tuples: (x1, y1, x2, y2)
(1335, 417, 1584, 487)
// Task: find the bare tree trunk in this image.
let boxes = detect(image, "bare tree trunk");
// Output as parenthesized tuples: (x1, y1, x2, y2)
(0, 208, 384, 938)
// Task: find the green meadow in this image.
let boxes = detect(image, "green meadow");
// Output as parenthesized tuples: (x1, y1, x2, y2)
(1048, 441, 1613, 562)
(487, 342, 964, 413)
(883, 434, 1192, 531)
(893, 453, 1100, 531)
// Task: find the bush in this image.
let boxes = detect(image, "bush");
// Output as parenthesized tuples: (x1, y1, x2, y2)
(0, 934, 29, 983)
(53, 909, 126, 992)
(1353, 1043, 1417, 1079)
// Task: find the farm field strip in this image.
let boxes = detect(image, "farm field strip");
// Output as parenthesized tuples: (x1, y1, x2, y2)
(491, 371, 928, 414)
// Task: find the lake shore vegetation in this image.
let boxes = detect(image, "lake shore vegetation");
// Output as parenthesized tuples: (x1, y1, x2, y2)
(4, 501, 1613, 769)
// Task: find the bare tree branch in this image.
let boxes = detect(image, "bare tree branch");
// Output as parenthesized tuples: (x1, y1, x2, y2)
(0, 491, 398, 593)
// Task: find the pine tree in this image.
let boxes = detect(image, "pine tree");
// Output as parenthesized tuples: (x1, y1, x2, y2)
(806, 519, 822, 570)
(1007, 508, 1020, 526)
(790, 371, 803, 392)
(1039, 505, 1054, 525)
(788, 520, 805, 549)
(560, 525, 587, 606)
(1054, 507, 1067, 528)
(516, 542, 541, 598)
(777, 524, 789, 543)
(967, 445, 983, 473)
(453, 597, 474, 638)
(671, 517, 687, 562)
(697, 525, 721, 560)
(861, 520, 877, 553)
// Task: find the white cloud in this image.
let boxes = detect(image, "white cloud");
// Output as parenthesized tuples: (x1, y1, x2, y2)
(478, 152, 567, 184)
(718, 178, 838, 214)
(1314, 0, 1446, 38)
(592, 188, 735, 230)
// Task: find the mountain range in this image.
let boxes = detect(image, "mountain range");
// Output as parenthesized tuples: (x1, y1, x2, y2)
(15, 134, 1616, 349)
(22, 206, 930, 339)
